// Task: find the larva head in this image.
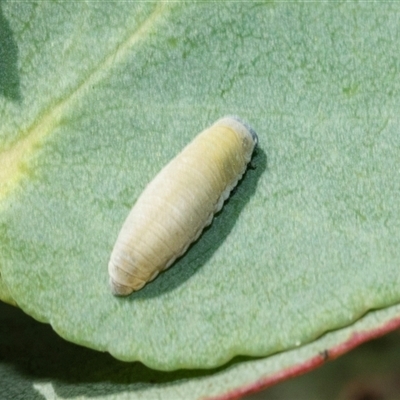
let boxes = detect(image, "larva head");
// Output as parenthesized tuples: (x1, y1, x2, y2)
(214, 116, 258, 162)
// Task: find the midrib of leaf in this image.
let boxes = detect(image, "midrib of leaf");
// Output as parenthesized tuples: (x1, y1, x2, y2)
(0, 2, 170, 203)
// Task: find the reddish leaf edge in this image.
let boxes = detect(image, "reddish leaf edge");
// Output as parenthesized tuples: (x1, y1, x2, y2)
(206, 315, 400, 400)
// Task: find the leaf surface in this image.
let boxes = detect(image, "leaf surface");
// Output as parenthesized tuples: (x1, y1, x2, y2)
(1, 301, 400, 400)
(1, 0, 400, 376)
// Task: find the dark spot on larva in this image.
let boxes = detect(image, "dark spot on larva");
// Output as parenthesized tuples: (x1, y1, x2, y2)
(229, 115, 258, 145)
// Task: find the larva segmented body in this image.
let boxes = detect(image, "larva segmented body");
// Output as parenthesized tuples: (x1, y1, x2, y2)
(108, 116, 258, 296)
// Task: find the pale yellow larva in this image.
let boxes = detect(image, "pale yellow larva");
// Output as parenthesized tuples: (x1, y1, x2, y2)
(108, 116, 258, 296)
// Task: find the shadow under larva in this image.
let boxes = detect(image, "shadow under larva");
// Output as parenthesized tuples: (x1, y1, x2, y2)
(108, 117, 267, 298)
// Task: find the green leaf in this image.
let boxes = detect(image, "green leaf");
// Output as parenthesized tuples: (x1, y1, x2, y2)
(1, 0, 400, 378)
(0, 274, 16, 306)
(0, 0, 20, 101)
(2, 300, 400, 399)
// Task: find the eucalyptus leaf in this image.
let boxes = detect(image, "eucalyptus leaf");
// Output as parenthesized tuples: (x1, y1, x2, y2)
(2, 300, 400, 400)
(1, 0, 400, 375)
(0, 273, 16, 306)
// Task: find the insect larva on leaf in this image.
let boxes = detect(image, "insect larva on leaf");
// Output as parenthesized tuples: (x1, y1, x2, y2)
(108, 116, 258, 296)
